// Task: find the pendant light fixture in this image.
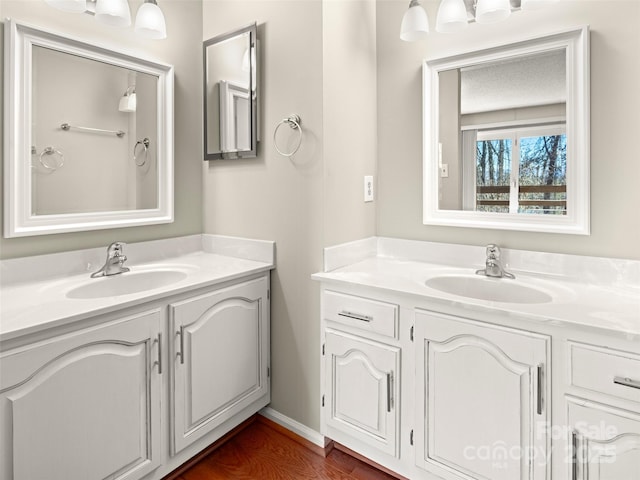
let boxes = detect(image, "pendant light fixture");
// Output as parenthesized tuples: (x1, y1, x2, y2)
(134, 0, 167, 40)
(436, 0, 469, 33)
(475, 0, 511, 24)
(118, 86, 137, 113)
(403, 0, 560, 41)
(95, 0, 132, 27)
(400, 0, 429, 42)
(43, 0, 167, 39)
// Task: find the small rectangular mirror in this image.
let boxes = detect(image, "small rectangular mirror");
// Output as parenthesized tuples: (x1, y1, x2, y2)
(4, 19, 174, 237)
(423, 27, 590, 235)
(203, 23, 258, 160)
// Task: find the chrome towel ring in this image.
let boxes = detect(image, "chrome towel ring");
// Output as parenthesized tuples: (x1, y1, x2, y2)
(274, 114, 302, 157)
(38, 146, 64, 171)
(133, 138, 150, 166)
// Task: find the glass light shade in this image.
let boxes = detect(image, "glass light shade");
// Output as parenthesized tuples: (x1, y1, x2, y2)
(475, 0, 511, 24)
(135, 1, 167, 39)
(436, 0, 469, 33)
(118, 91, 137, 112)
(521, 0, 560, 10)
(242, 45, 257, 74)
(44, 0, 87, 13)
(400, 1, 429, 42)
(95, 0, 131, 27)
(242, 48, 250, 72)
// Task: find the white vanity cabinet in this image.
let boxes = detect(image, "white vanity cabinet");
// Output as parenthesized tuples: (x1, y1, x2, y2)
(0, 309, 163, 480)
(314, 238, 640, 480)
(566, 342, 640, 480)
(0, 271, 271, 480)
(170, 275, 270, 454)
(414, 310, 550, 480)
(320, 289, 404, 465)
(316, 276, 640, 480)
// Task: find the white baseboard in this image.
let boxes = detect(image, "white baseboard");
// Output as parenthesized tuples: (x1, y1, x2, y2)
(259, 407, 329, 448)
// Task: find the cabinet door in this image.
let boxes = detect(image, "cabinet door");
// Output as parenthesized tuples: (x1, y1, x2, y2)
(323, 329, 400, 457)
(568, 397, 640, 480)
(415, 310, 550, 480)
(170, 276, 270, 454)
(0, 309, 162, 480)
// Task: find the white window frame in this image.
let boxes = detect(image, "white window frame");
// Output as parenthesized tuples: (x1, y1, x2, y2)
(466, 123, 566, 214)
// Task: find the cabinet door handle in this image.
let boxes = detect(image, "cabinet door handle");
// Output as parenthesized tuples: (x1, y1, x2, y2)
(156, 333, 163, 374)
(571, 430, 579, 480)
(386, 372, 393, 413)
(338, 311, 373, 323)
(614, 376, 640, 390)
(537, 364, 543, 415)
(177, 326, 185, 364)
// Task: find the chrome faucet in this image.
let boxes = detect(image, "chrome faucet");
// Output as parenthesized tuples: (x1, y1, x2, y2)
(476, 244, 515, 279)
(91, 242, 130, 278)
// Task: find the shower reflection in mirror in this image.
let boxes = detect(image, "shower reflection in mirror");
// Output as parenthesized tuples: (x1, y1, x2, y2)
(30, 45, 158, 216)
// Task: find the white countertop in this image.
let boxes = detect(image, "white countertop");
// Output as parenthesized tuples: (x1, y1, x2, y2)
(0, 235, 274, 342)
(312, 238, 640, 341)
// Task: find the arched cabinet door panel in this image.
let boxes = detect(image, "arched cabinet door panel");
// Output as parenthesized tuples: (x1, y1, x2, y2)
(0, 309, 162, 480)
(568, 397, 640, 480)
(323, 329, 400, 457)
(415, 309, 550, 480)
(170, 275, 270, 455)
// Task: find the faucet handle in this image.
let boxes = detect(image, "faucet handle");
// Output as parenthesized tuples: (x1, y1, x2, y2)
(486, 244, 500, 258)
(107, 241, 126, 255)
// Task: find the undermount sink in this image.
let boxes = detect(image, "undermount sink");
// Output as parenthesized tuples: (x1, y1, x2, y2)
(425, 274, 553, 304)
(66, 269, 188, 299)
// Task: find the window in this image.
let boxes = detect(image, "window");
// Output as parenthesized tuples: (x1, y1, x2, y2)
(464, 125, 567, 215)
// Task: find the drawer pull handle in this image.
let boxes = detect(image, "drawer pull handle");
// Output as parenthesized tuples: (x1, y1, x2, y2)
(338, 311, 373, 323)
(614, 376, 640, 390)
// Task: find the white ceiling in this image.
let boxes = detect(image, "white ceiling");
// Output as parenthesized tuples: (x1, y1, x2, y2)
(460, 49, 566, 115)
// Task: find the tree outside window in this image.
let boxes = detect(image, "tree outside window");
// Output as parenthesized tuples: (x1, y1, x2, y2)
(474, 125, 567, 215)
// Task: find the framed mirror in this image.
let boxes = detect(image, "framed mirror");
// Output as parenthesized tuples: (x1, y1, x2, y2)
(4, 19, 174, 238)
(423, 27, 590, 234)
(203, 23, 258, 160)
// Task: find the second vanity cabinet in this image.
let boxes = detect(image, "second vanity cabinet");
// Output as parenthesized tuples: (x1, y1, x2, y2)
(0, 272, 271, 480)
(316, 279, 639, 480)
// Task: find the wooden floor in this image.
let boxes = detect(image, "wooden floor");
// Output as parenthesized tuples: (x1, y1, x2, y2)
(172, 417, 397, 480)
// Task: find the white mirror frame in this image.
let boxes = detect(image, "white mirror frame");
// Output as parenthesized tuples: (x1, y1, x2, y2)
(423, 26, 590, 235)
(4, 19, 174, 237)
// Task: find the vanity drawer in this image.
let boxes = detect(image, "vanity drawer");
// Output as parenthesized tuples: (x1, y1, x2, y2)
(323, 290, 398, 338)
(569, 342, 640, 404)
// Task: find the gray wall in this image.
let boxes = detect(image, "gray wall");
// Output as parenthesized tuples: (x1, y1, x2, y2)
(201, 0, 377, 431)
(377, 0, 640, 260)
(0, 0, 203, 259)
